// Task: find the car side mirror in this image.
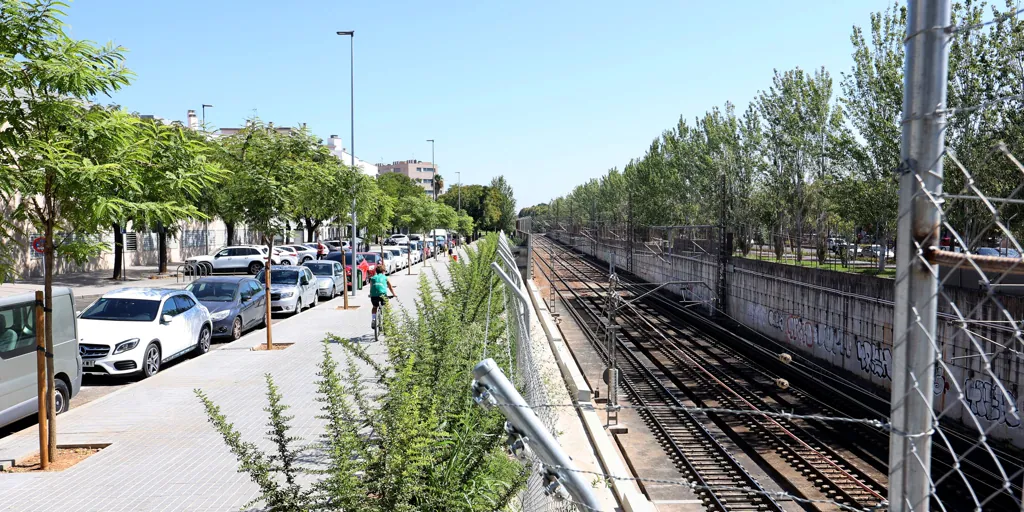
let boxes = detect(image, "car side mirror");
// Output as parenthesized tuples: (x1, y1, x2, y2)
(161, 314, 173, 324)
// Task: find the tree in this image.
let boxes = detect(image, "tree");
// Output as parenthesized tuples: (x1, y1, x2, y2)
(0, 0, 139, 461)
(289, 150, 343, 242)
(433, 173, 444, 197)
(841, 2, 904, 270)
(377, 172, 425, 200)
(440, 184, 489, 236)
(138, 122, 224, 273)
(214, 120, 316, 348)
(484, 176, 516, 233)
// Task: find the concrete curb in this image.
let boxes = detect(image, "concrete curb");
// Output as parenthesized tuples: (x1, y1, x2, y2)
(524, 275, 655, 512)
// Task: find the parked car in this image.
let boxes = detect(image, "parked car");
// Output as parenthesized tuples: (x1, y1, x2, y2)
(304, 260, 346, 298)
(390, 234, 410, 246)
(186, 277, 266, 340)
(256, 266, 319, 314)
(408, 241, 423, 264)
(377, 249, 397, 274)
(865, 245, 894, 259)
(273, 246, 300, 266)
(358, 253, 383, 277)
(187, 245, 277, 275)
(77, 288, 213, 378)
(0, 287, 81, 428)
(283, 244, 317, 263)
(383, 246, 405, 270)
(323, 251, 368, 286)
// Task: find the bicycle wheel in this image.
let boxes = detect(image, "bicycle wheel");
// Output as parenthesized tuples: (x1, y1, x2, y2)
(374, 314, 381, 341)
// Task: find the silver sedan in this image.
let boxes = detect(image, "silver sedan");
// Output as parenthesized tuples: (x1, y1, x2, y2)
(303, 260, 346, 298)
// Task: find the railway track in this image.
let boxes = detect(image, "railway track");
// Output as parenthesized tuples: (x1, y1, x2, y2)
(533, 236, 889, 511)
(540, 233, 1024, 511)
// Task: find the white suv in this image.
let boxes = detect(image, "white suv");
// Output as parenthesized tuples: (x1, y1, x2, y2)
(77, 288, 213, 378)
(188, 246, 278, 275)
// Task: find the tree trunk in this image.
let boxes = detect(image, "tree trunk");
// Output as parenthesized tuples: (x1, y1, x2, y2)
(157, 223, 168, 274)
(877, 223, 887, 273)
(304, 218, 321, 243)
(112, 224, 123, 280)
(264, 235, 274, 350)
(43, 213, 56, 462)
(225, 221, 235, 246)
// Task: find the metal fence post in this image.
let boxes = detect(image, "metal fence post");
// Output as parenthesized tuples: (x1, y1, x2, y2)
(472, 358, 603, 511)
(889, 2, 951, 511)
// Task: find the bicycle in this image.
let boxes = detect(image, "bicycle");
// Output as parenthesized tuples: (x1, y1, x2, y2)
(372, 295, 395, 341)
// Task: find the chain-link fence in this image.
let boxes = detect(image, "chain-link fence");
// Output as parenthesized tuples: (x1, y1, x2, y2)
(890, 3, 1024, 511)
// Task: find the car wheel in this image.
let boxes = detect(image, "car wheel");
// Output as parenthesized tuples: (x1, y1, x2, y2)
(312, 293, 318, 308)
(302, 256, 312, 263)
(295, 299, 302, 314)
(200, 262, 214, 275)
(54, 379, 70, 414)
(230, 317, 243, 340)
(248, 261, 263, 275)
(194, 325, 212, 355)
(332, 284, 338, 297)
(142, 343, 161, 378)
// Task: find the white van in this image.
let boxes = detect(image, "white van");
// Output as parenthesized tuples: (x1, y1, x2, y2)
(0, 287, 82, 429)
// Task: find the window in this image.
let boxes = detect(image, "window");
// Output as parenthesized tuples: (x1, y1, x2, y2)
(0, 302, 36, 359)
(82, 298, 161, 322)
(161, 298, 180, 318)
(217, 249, 231, 258)
(173, 295, 196, 313)
(248, 281, 263, 297)
(187, 282, 237, 302)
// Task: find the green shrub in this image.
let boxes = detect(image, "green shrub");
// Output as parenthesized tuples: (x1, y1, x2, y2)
(197, 234, 525, 511)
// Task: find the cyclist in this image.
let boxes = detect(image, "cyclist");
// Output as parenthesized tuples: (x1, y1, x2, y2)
(369, 263, 396, 330)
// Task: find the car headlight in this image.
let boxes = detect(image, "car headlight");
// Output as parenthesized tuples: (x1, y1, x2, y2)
(210, 310, 230, 321)
(113, 338, 140, 355)
(280, 291, 295, 298)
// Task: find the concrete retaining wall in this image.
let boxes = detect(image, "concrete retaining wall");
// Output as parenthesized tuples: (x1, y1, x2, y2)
(551, 232, 1024, 448)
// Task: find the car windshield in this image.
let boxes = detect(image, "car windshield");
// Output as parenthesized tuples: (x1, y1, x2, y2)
(186, 282, 237, 302)
(306, 263, 333, 276)
(259, 269, 299, 284)
(362, 254, 380, 263)
(80, 298, 160, 322)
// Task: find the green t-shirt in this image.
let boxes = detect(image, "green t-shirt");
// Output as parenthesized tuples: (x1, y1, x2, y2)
(369, 273, 389, 297)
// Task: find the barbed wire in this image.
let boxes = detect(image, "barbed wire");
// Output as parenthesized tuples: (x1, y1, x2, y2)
(904, 6, 1024, 42)
(484, 400, 899, 433)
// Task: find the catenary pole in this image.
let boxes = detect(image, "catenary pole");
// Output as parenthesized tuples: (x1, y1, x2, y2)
(888, 2, 950, 511)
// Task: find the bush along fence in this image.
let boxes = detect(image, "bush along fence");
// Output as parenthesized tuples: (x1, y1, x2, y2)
(195, 234, 530, 512)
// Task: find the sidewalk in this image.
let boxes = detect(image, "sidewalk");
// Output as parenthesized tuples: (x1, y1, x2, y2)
(1, 265, 191, 303)
(0, 256, 458, 512)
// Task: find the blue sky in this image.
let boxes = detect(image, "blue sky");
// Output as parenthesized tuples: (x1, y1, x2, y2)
(66, 0, 895, 209)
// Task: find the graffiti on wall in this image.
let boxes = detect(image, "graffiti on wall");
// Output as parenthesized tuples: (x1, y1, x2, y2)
(746, 303, 850, 359)
(964, 378, 1022, 428)
(854, 337, 892, 381)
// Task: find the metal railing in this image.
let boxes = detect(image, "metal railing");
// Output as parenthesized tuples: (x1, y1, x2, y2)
(475, 231, 600, 511)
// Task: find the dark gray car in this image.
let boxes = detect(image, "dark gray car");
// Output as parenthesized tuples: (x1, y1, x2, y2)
(186, 276, 266, 340)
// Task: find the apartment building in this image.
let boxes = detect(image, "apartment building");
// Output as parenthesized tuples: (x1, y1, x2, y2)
(376, 160, 439, 196)
(325, 135, 378, 176)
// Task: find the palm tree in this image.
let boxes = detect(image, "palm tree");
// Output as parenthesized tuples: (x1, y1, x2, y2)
(433, 173, 444, 197)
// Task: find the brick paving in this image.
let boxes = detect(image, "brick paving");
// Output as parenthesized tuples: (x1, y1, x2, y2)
(0, 255, 460, 512)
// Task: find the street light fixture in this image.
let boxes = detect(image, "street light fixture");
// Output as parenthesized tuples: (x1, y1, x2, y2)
(338, 30, 356, 304)
(201, 104, 213, 130)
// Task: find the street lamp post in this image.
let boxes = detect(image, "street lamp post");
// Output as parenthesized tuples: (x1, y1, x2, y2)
(201, 104, 213, 255)
(338, 30, 357, 305)
(427, 139, 436, 263)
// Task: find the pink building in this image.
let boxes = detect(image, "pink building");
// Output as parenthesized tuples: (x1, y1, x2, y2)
(376, 160, 439, 196)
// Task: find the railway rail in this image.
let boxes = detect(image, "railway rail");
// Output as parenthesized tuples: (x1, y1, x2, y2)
(533, 233, 1024, 511)
(534, 236, 888, 511)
